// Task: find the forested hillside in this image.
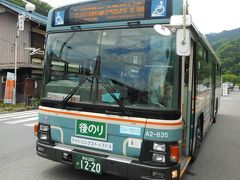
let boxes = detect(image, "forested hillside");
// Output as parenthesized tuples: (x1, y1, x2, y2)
(206, 28, 240, 45)
(207, 29, 240, 85)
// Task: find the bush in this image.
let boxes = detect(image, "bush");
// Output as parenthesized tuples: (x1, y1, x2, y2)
(30, 98, 40, 108)
(0, 101, 30, 113)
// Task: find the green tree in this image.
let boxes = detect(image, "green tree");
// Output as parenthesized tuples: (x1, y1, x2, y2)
(216, 37, 240, 75)
(27, 0, 52, 16)
(9, 0, 52, 16)
(215, 36, 240, 85)
(222, 74, 240, 85)
(9, 0, 26, 7)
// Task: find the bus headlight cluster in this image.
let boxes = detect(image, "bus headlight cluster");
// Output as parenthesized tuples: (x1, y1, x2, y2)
(38, 124, 50, 141)
(152, 143, 166, 163)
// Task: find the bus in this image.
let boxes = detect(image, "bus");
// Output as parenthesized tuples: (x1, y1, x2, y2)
(34, 0, 221, 179)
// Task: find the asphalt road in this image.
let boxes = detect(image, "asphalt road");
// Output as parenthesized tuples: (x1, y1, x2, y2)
(0, 111, 120, 180)
(183, 92, 240, 180)
(0, 92, 240, 180)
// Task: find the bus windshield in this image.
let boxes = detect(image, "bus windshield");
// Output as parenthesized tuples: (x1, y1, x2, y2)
(43, 27, 180, 111)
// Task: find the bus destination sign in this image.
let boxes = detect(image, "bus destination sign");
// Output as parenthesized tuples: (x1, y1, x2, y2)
(53, 0, 171, 26)
(69, 0, 145, 24)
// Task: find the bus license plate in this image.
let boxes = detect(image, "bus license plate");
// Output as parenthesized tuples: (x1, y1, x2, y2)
(74, 154, 102, 174)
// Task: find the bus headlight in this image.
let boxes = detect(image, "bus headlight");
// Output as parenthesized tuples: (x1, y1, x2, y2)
(39, 132, 49, 140)
(152, 153, 165, 163)
(40, 124, 50, 131)
(153, 143, 166, 152)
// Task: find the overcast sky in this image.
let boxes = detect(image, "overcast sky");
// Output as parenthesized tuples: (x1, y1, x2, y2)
(41, 0, 240, 34)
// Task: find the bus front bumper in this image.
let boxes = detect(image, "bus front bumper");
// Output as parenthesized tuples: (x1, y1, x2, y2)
(36, 140, 180, 180)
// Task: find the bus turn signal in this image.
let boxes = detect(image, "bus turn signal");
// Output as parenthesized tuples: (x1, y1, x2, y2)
(170, 145, 180, 163)
(34, 123, 39, 136)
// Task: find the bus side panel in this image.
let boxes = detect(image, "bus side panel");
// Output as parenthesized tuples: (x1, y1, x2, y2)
(195, 90, 212, 132)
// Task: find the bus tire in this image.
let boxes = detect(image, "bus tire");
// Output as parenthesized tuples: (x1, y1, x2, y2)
(213, 99, 218, 123)
(191, 118, 202, 162)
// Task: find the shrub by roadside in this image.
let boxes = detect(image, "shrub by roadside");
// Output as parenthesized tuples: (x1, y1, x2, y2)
(0, 99, 36, 113)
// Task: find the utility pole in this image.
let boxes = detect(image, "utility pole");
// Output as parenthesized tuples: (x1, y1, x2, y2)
(13, 28, 18, 105)
(13, 14, 24, 105)
(12, 1, 35, 104)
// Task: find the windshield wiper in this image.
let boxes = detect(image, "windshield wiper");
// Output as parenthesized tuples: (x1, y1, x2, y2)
(100, 79, 130, 116)
(59, 76, 91, 108)
(92, 55, 130, 116)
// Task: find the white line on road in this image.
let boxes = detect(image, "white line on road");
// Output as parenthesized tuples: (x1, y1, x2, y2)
(0, 114, 38, 122)
(0, 111, 37, 119)
(24, 123, 37, 127)
(4, 117, 38, 124)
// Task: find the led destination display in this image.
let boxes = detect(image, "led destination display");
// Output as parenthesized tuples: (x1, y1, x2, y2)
(69, 0, 145, 24)
(53, 0, 172, 26)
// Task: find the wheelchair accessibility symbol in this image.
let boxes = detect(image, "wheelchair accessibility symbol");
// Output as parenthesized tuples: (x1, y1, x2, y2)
(151, 0, 167, 17)
(55, 10, 65, 25)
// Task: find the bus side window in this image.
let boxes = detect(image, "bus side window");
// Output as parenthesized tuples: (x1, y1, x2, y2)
(197, 43, 210, 92)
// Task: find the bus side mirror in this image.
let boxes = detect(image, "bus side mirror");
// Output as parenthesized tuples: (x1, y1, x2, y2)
(176, 29, 191, 56)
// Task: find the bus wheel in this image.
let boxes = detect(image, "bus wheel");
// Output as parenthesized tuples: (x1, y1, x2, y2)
(192, 119, 202, 162)
(213, 101, 218, 123)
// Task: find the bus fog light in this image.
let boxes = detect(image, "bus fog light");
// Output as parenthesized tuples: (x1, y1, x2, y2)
(152, 153, 165, 163)
(153, 143, 166, 152)
(40, 124, 50, 131)
(37, 146, 45, 153)
(152, 171, 165, 179)
(172, 170, 178, 178)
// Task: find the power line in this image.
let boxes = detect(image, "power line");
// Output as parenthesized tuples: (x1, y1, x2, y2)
(0, 37, 14, 45)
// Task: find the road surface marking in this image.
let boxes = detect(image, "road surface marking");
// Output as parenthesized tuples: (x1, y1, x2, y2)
(23, 122, 37, 127)
(4, 117, 38, 124)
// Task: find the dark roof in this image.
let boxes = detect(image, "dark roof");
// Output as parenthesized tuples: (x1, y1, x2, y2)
(0, 0, 47, 25)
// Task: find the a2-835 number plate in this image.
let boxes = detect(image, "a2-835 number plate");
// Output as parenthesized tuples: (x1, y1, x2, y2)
(74, 153, 102, 174)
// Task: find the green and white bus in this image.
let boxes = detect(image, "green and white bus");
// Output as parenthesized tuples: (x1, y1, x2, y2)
(34, 0, 221, 179)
